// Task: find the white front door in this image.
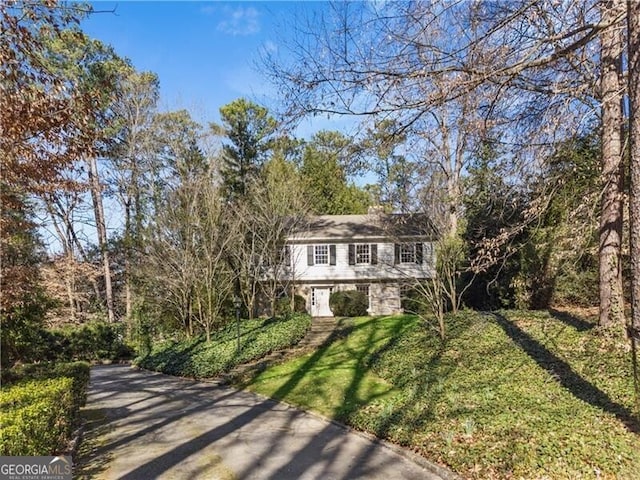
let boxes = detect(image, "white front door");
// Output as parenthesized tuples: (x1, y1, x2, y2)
(311, 287, 333, 317)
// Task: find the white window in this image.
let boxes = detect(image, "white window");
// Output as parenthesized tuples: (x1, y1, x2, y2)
(349, 243, 377, 265)
(308, 245, 336, 266)
(315, 245, 329, 264)
(356, 284, 369, 297)
(400, 243, 416, 263)
(355, 244, 370, 264)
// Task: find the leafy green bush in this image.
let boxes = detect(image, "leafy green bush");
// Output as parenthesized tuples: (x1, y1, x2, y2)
(400, 286, 431, 315)
(1, 361, 90, 411)
(130, 307, 154, 357)
(0, 377, 76, 455)
(329, 290, 368, 317)
(53, 322, 134, 362)
(135, 313, 311, 378)
(552, 263, 599, 307)
(4, 321, 133, 365)
(1, 290, 52, 368)
(275, 295, 307, 316)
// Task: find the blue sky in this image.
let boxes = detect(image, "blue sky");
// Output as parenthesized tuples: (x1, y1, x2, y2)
(83, 1, 346, 137)
(59, 2, 365, 251)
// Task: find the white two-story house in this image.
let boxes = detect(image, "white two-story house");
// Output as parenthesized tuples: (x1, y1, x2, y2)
(282, 210, 437, 317)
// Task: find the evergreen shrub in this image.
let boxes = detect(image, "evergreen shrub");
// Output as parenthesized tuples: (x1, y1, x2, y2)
(329, 290, 368, 317)
(1, 361, 90, 411)
(0, 377, 76, 455)
(552, 264, 599, 307)
(275, 295, 307, 315)
(23, 322, 135, 364)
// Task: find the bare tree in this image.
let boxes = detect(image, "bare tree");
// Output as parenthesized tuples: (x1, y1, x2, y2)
(87, 156, 115, 322)
(40, 254, 100, 327)
(194, 181, 238, 341)
(107, 69, 160, 322)
(402, 235, 473, 340)
(146, 182, 201, 338)
(40, 187, 101, 322)
(145, 166, 238, 340)
(248, 155, 309, 317)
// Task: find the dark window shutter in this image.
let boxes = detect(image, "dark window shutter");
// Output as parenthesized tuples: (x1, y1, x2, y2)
(284, 246, 291, 266)
(416, 242, 423, 264)
(394, 244, 400, 265)
(371, 244, 378, 264)
(307, 245, 314, 265)
(348, 244, 355, 265)
(329, 245, 336, 265)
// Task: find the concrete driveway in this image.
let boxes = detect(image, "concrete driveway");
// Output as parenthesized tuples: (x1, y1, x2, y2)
(77, 365, 454, 480)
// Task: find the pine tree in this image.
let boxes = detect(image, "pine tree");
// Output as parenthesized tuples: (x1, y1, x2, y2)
(214, 98, 276, 202)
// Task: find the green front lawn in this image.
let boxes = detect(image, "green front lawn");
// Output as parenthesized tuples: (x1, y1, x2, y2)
(243, 311, 640, 479)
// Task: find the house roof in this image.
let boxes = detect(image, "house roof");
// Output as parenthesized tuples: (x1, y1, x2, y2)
(289, 213, 438, 242)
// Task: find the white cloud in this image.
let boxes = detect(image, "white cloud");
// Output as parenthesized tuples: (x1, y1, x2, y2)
(200, 5, 217, 16)
(262, 40, 277, 55)
(216, 6, 261, 36)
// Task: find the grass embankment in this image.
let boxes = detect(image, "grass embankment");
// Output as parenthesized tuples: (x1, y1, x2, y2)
(244, 311, 640, 479)
(135, 313, 312, 379)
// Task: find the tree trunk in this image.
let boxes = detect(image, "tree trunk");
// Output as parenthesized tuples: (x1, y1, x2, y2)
(124, 201, 132, 323)
(627, 0, 640, 412)
(599, 0, 625, 329)
(88, 156, 116, 322)
(65, 252, 77, 322)
(43, 200, 77, 321)
(62, 206, 102, 303)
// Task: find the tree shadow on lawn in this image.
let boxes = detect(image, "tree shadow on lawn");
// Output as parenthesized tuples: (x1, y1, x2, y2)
(356, 317, 474, 443)
(252, 316, 393, 411)
(548, 308, 596, 332)
(232, 315, 447, 480)
(235, 316, 355, 391)
(491, 312, 640, 434)
(240, 315, 420, 422)
(333, 316, 414, 420)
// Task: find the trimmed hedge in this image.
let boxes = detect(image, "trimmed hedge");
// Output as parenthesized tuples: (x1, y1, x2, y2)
(2, 361, 90, 407)
(0, 377, 75, 455)
(0, 361, 90, 456)
(329, 290, 368, 317)
(136, 313, 312, 378)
